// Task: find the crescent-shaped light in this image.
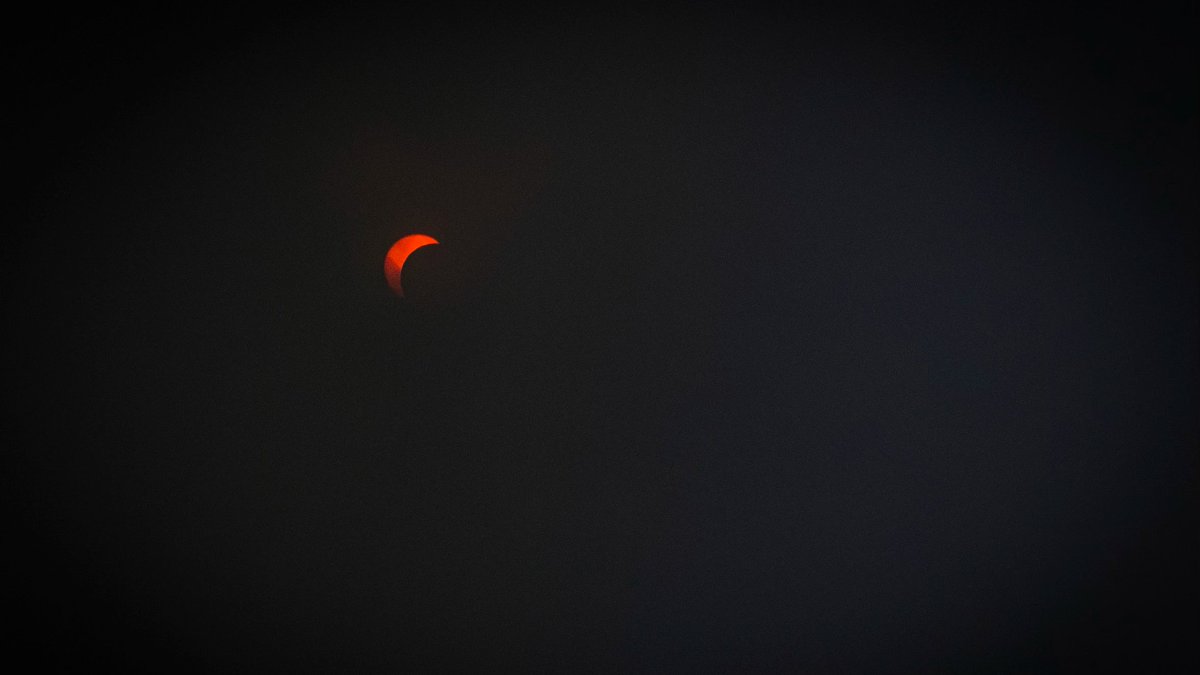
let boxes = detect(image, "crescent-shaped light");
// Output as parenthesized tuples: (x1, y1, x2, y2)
(384, 234, 440, 297)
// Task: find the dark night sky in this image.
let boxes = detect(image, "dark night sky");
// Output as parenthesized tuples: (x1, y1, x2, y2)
(9, 4, 1197, 672)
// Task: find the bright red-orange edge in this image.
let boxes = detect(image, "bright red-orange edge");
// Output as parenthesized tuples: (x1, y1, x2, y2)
(384, 234, 439, 297)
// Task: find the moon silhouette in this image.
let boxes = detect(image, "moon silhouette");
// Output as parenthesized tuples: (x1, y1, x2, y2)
(384, 234, 440, 297)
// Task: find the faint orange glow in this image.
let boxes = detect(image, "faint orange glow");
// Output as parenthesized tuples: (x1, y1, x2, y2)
(384, 234, 439, 297)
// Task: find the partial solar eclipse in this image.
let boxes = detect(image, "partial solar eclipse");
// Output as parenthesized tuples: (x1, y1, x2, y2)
(384, 234, 439, 297)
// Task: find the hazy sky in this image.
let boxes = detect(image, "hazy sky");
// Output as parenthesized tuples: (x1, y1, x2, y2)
(11, 4, 1197, 672)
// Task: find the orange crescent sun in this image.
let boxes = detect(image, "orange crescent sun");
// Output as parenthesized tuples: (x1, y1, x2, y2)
(384, 234, 440, 297)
